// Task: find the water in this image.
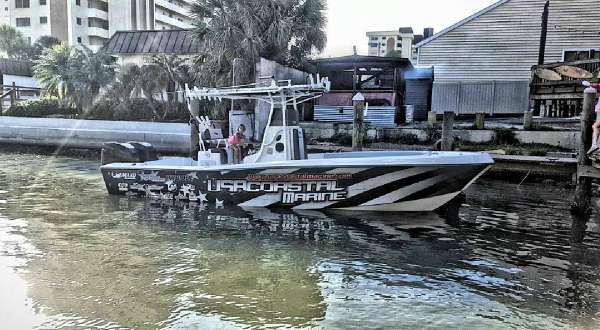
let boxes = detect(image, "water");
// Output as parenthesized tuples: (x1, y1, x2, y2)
(0, 151, 599, 329)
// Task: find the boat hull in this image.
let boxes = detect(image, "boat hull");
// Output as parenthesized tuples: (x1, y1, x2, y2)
(101, 163, 490, 212)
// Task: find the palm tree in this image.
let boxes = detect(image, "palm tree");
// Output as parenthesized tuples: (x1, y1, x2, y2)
(0, 25, 29, 60)
(137, 64, 168, 119)
(34, 44, 116, 110)
(73, 46, 116, 108)
(33, 43, 76, 105)
(190, 0, 327, 86)
(150, 54, 193, 119)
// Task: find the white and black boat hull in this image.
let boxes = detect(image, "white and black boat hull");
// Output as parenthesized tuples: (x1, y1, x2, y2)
(101, 158, 491, 212)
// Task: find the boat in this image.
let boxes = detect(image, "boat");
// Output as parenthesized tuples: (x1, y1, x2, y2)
(100, 77, 493, 212)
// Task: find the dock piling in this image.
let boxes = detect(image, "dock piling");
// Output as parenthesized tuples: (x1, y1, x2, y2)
(572, 87, 597, 215)
(475, 113, 485, 130)
(441, 111, 455, 151)
(352, 93, 365, 151)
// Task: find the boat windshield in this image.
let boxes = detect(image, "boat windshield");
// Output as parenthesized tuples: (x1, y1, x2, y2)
(270, 107, 299, 126)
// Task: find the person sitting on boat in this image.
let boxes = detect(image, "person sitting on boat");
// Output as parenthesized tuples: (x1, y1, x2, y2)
(228, 124, 248, 163)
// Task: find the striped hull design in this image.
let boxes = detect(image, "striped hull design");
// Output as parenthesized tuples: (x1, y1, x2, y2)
(101, 165, 490, 212)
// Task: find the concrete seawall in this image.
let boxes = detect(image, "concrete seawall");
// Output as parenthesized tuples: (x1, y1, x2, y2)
(300, 122, 580, 150)
(0, 117, 581, 154)
(0, 116, 191, 153)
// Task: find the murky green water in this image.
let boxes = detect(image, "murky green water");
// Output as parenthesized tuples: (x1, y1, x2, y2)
(0, 151, 600, 329)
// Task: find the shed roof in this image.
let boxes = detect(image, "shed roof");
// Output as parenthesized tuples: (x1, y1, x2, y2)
(416, 0, 510, 48)
(310, 55, 412, 68)
(103, 29, 202, 55)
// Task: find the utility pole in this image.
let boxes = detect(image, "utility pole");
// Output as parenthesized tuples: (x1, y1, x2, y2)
(538, 0, 550, 65)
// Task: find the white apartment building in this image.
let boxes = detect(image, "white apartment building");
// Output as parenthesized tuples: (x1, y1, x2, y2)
(367, 28, 414, 59)
(367, 27, 434, 62)
(0, 0, 194, 51)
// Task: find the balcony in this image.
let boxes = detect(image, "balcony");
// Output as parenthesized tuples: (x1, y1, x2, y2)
(155, 0, 191, 17)
(154, 12, 193, 29)
(87, 27, 109, 39)
(87, 8, 108, 20)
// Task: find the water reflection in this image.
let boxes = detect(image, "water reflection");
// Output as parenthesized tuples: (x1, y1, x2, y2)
(0, 152, 600, 329)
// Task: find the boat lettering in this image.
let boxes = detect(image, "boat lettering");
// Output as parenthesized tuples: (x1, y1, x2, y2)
(109, 171, 137, 180)
(282, 191, 347, 204)
(208, 180, 345, 193)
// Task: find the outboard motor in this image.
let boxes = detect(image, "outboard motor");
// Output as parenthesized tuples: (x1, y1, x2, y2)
(101, 142, 158, 165)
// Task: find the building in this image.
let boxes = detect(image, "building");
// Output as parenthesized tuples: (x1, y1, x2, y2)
(0, 0, 194, 51)
(103, 29, 201, 66)
(309, 55, 414, 127)
(367, 28, 415, 59)
(416, 0, 600, 116)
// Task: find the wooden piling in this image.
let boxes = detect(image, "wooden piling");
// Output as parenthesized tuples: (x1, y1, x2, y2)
(475, 113, 485, 130)
(10, 82, 15, 106)
(441, 111, 455, 151)
(352, 93, 365, 151)
(572, 87, 597, 215)
(523, 111, 533, 130)
(427, 112, 437, 125)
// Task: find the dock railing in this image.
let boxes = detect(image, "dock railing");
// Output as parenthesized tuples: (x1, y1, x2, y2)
(0, 83, 42, 116)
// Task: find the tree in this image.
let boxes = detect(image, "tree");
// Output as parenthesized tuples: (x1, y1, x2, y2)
(386, 50, 404, 58)
(34, 44, 115, 109)
(150, 54, 193, 119)
(190, 0, 327, 86)
(33, 43, 76, 105)
(0, 25, 29, 60)
(137, 64, 168, 118)
(72, 46, 116, 108)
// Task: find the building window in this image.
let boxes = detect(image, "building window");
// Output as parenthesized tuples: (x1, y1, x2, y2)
(39, 0, 45, 5)
(396, 43, 402, 48)
(39, 16, 47, 23)
(76, 0, 80, 5)
(382, 37, 386, 40)
(369, 43, 378, 48)
(77, 37, 82, 43)
(563, 49, 600, 62)
(15, 17, 30, 26)
(370, 37, 378, 41)
(76, 17, 81, 25)
(15, 0, 29, 8)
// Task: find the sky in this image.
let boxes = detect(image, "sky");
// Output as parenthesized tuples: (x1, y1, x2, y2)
(322, 0, 498, 57)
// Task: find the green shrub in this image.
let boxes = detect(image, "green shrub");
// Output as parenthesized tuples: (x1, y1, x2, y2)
(425, 125, 441, 144)
(386, 133, 420, 145)
(4, 98, 79, 117)
(330, 133, 353, 147)
(504, 145, 523, 155)
(493, 128, 519, 145)
(529, 148, 548, 157)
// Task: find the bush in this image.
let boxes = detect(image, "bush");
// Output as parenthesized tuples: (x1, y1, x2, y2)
(493, 128, 519, 145)
(4, 98, 79, 117)
(331, 133, 353, 147)
(83, 98, 189, 122)
(386, 133, 420, 145)
(504, 145, 523, 155)
(529, 148, 548, 157)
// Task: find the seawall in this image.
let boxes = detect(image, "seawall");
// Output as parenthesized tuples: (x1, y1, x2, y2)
(0, 116, 191, 153)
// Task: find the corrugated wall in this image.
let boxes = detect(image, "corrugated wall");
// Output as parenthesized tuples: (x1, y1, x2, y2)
(432, 81, 529, 114)
(418, 0, 600, 82)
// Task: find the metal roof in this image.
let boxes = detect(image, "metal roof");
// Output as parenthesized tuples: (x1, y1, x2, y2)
(103, 29, 202, 55)
(310, 55, 412, 67)
(416, 0, 510, 48)
(399, 27, 414, 34)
